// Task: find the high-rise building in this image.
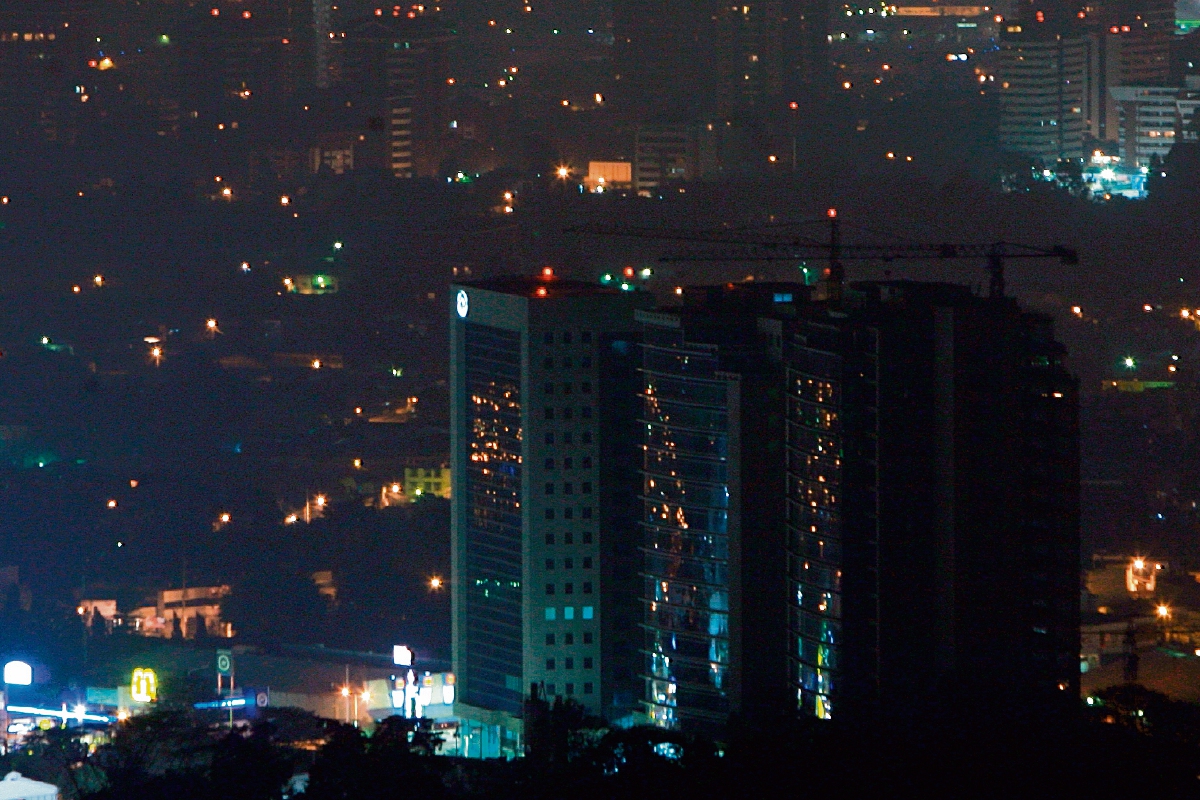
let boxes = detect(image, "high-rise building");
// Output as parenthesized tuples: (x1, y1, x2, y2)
(998, 30, 1090, 161)
(342, 14, 454, 177)
(785, 282, 1080, 722)
(638, 284, 799, 732)
(1111, 82, 1200, 165)
(449, 276, 653, 746)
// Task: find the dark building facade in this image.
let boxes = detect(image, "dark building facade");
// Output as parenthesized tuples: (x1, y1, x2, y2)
(786, 282, 1080, 721)
(638, 285, 798, 731)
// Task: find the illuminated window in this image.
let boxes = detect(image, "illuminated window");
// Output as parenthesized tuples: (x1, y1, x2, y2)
(582, 606, 594, 619)
(545, 607, 556, 621)
(564, 607, 575, 620)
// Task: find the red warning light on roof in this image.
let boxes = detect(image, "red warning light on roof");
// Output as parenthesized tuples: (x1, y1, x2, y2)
(827, 208, 837, 218)
(541, 267, 554, 279)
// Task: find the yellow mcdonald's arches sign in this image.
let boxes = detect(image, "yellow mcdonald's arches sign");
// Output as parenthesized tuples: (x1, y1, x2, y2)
(131, 668, 158, 703)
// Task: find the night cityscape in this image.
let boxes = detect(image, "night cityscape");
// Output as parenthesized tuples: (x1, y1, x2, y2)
(0, 0, 1198, 797)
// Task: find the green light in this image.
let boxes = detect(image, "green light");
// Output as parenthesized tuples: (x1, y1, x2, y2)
(620, 282, 631, 291)
(601, 273, 613, 284)
(158, 34, 170, 45)
(40, 336, 49, 345)
(333, 241, 343, 249)
(1123, 356, 1136, 369)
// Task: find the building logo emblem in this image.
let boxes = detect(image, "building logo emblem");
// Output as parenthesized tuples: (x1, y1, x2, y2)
(456, 290, 469, 318)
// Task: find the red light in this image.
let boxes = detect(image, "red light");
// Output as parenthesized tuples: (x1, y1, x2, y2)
(1121, 24, 1130, 31)
(1077, 11, 1086, 17)
(1035, 10, 1044, 22)
(210, 7, 219, 15)
(535, 286, 548, 297)
(1110, 25, 1120, 32)
(375, 8, 383, 14)
(623, 266, 635, 278)
(827, 208, 837, 218)
(282, 37, 289, 44)
(541, 266, 554, 279)
(242, 10, 251, 18)
(789, 101, 799, 109)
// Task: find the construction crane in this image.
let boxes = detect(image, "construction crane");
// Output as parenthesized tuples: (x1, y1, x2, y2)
(573, 210, 1077, 303)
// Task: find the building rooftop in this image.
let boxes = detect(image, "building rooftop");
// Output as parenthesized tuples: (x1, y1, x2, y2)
(457, 274, 634, 299)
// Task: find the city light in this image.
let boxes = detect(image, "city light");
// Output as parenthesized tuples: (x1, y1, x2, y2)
(556, 166, 570, 179)
(3, 660, 32, 686)
(280, 195, 291, 205)
(341, 686, 351, 698)
(429, 576, 444, 590)
(131, 668, 158, 702)
(1156, 603, 1171, 619)
(1123, 356, 1136, 369)
(93, 274, 104, 286)
(107, 499, 118, 509)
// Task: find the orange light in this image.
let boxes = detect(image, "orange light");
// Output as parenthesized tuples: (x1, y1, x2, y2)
(535, 286, 548, 297)
(541, 266, 554, 279)
(210, 7, 219, 15)
(242, 10, 251, 18)
(107, 499, 117, 509)
(827, 208, 837, 218)
(789, 101, 798, 109)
